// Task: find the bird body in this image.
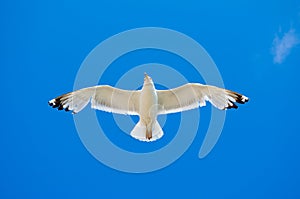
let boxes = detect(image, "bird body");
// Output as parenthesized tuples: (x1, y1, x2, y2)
(49, 73, 249, 142)
(134, 74, 162, 141)
(140, 76, 158, 125)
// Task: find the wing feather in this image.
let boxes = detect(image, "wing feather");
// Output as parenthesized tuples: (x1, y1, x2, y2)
(48, 85, 140, 115)
(157, 83, 248, 114)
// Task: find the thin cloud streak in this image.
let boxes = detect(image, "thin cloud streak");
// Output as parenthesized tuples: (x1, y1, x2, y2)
(272, 28, 299, 64)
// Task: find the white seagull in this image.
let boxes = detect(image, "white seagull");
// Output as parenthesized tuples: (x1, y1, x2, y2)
(49, 73, 249, 142)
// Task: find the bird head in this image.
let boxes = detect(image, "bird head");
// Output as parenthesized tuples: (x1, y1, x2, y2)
(143, 73, 153, 85)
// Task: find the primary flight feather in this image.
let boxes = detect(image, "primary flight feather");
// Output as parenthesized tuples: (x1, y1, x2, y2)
(49, 73, 249, 141)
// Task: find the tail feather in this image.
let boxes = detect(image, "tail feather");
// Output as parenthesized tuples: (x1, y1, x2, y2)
(130, 120, 163, 142)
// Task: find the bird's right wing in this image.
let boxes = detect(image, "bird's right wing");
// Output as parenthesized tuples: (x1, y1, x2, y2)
(157, 83, 248, 114)
(49, 85, 141, 115)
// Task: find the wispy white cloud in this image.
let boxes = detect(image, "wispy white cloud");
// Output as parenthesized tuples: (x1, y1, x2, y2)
(271, 28, 299, 64)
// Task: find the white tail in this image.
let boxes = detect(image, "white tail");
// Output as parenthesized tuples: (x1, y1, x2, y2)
(130, 120, 164, 142)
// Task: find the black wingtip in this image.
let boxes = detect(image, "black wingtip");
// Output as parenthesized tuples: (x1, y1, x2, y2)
(48, 97, 71, 113)
(227, 91, 249, 109)
(235, 96, 245, 104)
(58, 104, 64, 110)
(227, 103, 238, 109)
(52, 103, 60, 108)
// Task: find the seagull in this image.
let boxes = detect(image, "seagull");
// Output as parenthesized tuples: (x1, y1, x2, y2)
(49, 73, 249, 142)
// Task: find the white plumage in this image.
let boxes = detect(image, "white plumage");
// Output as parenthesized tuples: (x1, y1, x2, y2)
(49, 73, 249, 141)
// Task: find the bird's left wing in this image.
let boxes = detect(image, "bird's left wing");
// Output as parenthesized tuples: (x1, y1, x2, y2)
(157, 83, 248, 114)
(49, 85, 141, 115)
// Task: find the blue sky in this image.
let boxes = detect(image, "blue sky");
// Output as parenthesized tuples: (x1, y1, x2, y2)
(1, 0, 300, 198)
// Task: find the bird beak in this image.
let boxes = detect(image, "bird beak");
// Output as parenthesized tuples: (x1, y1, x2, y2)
(144, 72, 152, 83)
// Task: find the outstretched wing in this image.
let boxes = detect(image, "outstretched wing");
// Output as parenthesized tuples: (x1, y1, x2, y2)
(157, 83, 248, 114)
(48, 85, 141, 115)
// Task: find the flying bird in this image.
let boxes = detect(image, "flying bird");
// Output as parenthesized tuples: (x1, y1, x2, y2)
(49, 73, 249, 142)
